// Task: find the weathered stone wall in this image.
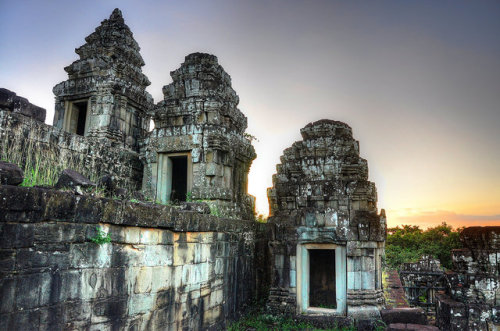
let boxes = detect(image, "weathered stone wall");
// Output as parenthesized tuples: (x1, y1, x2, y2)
(435, 227, 500, 330)
(399, 256, 445, 315)
(0, 109, 142, 190)
(0, 185, 258, 330)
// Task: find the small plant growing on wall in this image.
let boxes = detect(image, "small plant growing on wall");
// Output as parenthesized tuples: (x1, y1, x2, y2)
(90, 226, 111, 245)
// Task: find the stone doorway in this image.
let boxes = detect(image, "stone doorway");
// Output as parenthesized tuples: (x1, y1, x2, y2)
(156, 152, 192, 204)
(309, 249, 336, 309)
(170, 155, 188, 202)
(297, 243, 346, 315)
(63, 99, 90, 136)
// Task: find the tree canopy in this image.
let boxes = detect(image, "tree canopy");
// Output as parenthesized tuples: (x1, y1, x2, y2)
(385, 222, 463, 269)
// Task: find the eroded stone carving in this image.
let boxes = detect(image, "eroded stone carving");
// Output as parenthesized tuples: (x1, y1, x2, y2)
(142, 53, 256, 219)
(436, 226, 500, 330)
(52, 8, 153, 150)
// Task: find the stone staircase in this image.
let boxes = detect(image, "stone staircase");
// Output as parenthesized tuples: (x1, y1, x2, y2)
(383, 270, 439, 330)
(381, 308, 439, 330)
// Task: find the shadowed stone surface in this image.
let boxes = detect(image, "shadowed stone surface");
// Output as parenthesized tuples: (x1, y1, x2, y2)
(0, 88, 46, 122)
(178, 202, 211, 214)
(55, 169, 95, 190)
(98, 174, 115, 197)
(0, 161, 23, 185)
(380, 308, 427, 325)
(399, 255, 444, 316)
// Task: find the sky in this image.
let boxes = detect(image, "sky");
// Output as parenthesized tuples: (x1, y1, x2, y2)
(1, 0, 499, 228)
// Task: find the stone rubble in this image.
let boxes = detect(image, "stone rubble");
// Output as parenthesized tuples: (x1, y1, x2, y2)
(436, 226, 500, 330)
(0, 88, 46, 122)
(0, 161, 24, 185)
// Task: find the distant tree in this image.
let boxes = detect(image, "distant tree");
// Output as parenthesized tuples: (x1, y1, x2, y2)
(385, 222, 463, 269)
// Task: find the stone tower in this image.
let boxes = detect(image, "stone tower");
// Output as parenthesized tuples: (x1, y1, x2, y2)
(142, 53, 256, 220)
(267, 120, 386, 318)
(52, 9, 153, 151)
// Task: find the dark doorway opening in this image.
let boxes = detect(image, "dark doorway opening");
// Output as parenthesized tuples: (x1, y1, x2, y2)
(74, 101, 88, 136)
(309, 249, 336, 308)
(170, 155, 187, 202)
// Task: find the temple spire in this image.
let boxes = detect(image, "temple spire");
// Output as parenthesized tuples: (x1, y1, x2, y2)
(52, 8, 153, 150)
(110, 8, 123, 21)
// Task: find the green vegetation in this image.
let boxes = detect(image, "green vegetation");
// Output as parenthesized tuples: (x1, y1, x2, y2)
(155, 199, 171, 206)
(1, 140, 58, 187)
(185, 191, 193, 202)
(227, 312, 355, 331)
(207, 202, 221, 217)
(19, 157, 55, 187)
(226, 300, 383, 331)
(1, 130, 137, 191)
(1, 132, 87, 187)
(192, 199, 221, 217)
(243, 132, 258, 142)
(90, 226, 111, 245)
(385, 222, 463, 269)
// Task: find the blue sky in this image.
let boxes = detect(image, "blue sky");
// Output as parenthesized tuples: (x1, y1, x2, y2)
(1, 0, 499, 227)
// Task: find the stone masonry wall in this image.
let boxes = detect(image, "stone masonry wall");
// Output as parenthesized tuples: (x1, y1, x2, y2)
(436, 227, 500, 330)
(0, 185, 258, 330)
(0, 110, 142, 190)
(399, 256, 445, 315)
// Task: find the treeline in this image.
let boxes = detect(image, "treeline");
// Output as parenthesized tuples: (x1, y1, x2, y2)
(385, 222, 463, 270)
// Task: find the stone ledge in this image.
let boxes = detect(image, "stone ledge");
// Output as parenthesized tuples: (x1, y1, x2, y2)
(0, 88, 46, 122)
(0, 185, 257, 233)
(387, 323, 439, 331)
(381, 308, 427, 325)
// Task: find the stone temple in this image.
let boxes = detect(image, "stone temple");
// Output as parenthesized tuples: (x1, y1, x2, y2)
(0, 8, 398, 330)
(267, 120, 386, 318)
(141, 53, 256, 219)
(52, 9, 153, 151)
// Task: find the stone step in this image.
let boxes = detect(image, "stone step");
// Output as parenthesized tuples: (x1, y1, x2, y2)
(381, 308, 427, 325)
(387, 323, 439, 330)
